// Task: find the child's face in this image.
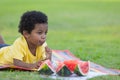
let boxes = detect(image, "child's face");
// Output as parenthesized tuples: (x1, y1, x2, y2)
(25, 23, 48, 47)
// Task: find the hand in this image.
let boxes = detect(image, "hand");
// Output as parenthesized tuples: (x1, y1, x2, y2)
(45, 46, 52, 61)
(30, 60, 43, 69)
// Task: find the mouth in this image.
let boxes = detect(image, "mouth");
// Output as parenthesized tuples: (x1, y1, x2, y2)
(39, 41, 45, 45)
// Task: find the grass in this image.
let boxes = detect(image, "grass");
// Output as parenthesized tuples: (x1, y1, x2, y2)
(0, 0, 120, 80)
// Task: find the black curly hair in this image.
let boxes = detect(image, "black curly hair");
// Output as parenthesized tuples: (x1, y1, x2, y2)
(18, 11, 48, 34)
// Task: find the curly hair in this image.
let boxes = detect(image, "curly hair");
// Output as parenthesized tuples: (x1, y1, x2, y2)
(18, 11, 48, 34)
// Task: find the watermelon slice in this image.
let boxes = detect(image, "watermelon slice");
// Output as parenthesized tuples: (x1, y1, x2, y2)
(56, 62, 72, 76)
(64, 60, 78, 73)
(38, 60, 55, 75)
(74, 61, 90, 76)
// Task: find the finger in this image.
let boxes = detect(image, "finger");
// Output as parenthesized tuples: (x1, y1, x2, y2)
(45, 46, 51, 52)
(45, 46, 48, 50)
(38, 61, 43, 64)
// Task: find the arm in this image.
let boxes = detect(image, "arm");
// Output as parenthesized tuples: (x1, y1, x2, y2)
(13, 58, 43, 69)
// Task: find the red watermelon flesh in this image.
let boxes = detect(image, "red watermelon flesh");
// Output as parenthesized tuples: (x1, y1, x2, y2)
(64, 60, 78, 72)
(79, 61, 90, 74)
(75, 61, 90, 76)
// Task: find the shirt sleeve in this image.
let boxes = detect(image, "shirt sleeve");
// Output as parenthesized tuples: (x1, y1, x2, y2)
(11, 45, 24, 60)
(4, 45, 24, 64)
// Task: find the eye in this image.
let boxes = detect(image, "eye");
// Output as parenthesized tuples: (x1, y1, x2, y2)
(38, 32, 42, 34)
(45, 31, 48, 35)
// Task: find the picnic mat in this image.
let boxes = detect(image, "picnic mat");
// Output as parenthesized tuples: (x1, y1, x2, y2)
(0, 50, 120, 80)
(44, 50, 120, 80)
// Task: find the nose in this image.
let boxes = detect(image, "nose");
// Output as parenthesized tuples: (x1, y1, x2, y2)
(41, 34, 46, 40)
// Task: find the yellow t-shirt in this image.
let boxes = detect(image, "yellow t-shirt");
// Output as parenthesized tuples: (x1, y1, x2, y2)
(0, 36, 47, 65)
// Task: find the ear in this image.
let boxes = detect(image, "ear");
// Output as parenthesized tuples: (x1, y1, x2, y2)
(23, 30, 30, 39)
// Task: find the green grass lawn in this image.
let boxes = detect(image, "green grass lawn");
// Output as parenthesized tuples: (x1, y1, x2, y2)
(0, 0, 120, 80)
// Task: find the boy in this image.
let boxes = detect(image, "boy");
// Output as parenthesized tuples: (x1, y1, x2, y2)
(0, 11, 52, 69)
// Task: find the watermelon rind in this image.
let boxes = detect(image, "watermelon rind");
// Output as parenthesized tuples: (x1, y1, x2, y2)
(38, 64, 54, 75)
(57, 65, 72, 76)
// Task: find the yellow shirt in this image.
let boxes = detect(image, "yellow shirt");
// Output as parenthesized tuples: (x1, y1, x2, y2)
(0, 36, 47, 65)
